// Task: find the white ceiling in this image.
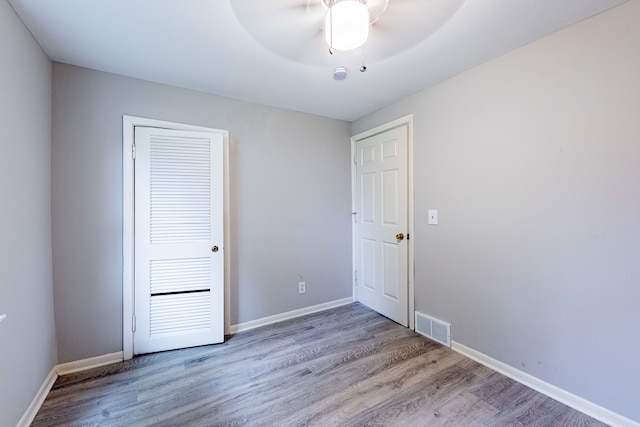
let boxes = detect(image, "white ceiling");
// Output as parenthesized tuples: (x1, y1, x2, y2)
(8, 0, 627, 122)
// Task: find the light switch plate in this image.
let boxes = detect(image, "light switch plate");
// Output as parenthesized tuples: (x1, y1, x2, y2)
(428, 209, 438, 225)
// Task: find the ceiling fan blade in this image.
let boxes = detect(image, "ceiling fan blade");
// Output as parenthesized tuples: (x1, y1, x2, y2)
(231, 0, 325, 19)
(392, 0, 465, 20)
(365, 0, 465, 60)
(230, 0, 331, 64)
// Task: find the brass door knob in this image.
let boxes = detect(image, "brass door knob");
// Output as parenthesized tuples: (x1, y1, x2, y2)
(395, 233, 405, 241)
(211, 246, 219, 253)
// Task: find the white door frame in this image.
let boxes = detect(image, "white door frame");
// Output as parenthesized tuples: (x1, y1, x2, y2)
(122, 115, 231, 360)
(351, 114, 415, 330)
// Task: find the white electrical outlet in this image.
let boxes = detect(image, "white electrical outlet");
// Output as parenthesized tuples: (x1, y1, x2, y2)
(298, 281, 306, 294)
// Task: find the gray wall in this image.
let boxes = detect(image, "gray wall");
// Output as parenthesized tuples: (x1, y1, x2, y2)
(0, 1, 56, 425)
(353, 1, 639, 422)
(51, 64, 353, 363)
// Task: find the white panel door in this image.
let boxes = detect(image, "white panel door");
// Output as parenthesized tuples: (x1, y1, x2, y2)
(355, 126, 408, 326)
(134, 127, 224, 354)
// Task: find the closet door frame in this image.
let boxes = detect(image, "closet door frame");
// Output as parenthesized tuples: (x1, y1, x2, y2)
(122, 115, 230, 361)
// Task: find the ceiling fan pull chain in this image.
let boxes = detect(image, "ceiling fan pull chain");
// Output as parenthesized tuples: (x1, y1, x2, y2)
(329, 4, 335, 55)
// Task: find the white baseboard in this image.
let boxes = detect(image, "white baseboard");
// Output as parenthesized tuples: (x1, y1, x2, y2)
(230, 297, 354, 334)
(56, 351, 124, 376)
(19, 351, 125, 426)
(16, 367, 57, 427)
(451, 341, 640, 427)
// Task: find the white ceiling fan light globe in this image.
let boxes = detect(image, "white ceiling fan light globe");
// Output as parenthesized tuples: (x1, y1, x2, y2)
(325, 1, 370, 51)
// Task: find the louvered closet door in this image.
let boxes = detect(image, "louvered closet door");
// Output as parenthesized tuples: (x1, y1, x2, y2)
(134, 127, 224, 354)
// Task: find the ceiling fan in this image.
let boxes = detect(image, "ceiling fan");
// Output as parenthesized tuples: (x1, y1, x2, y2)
(230, 0, 465, 66)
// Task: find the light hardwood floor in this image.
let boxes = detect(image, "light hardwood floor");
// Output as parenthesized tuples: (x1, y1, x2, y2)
(32, 303, 607, 426)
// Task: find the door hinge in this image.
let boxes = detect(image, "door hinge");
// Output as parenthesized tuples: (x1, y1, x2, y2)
(354, 270, 358, 285)
(352, 212, 357, 222)
(132, 143, 136, 160)
(353, 154, 357, 165)
(132, 315, 136, 332)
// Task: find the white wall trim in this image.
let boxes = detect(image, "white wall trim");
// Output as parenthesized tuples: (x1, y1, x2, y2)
(351, 114, 415, 330)
(18, 352, 125, 426)
(451, 341, 640, 427)
(230, 297, 353, 334)
(17, 368, 57, 427)
(56, 351, 124, 376)
(122, 115, 231, 361)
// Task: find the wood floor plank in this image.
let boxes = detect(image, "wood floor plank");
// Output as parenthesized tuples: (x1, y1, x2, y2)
(276, 347, 463, 426)
(31, 303, 609, 427)
(185, 335, 437, 424)
(430, 391, 499, 427)
(340, 363, 478, 426)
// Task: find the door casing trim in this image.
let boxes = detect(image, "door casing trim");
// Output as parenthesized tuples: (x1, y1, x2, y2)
(351, 114, 415, 330)
(122, 115, 231, 360)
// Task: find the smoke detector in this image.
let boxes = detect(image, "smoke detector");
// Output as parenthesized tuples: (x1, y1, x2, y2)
(333, 66, 347, 80)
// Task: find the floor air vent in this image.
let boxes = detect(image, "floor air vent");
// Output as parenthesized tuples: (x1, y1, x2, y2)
(415, 312, 451, 347)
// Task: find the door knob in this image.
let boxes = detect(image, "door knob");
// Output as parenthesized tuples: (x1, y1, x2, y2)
(211, 246, 219, 253)
(395, 233, 404, 241)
